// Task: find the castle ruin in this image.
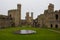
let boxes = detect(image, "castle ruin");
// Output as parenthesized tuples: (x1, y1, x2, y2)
(0, 3, 60, 28)
(34, 3, 60, 28)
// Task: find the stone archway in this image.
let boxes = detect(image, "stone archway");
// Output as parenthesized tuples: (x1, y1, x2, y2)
(55, 24, 58, 28)
(55, 14, 58, 20)
(50, 24, 53, 28)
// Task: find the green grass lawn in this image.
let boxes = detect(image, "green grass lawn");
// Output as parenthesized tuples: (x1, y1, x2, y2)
(51, 28, 60, 32)
(0, 26, 60, 40)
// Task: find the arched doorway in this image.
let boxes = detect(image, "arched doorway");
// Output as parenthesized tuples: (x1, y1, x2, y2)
(55, 24, 58, 28)
(51, 24, 53, 28)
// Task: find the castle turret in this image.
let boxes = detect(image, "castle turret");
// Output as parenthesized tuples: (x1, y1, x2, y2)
(26, 12, 29, 17)
(17, 4, 21, 26)
(31, 12, 33, 19)
(31, 12, 33, 26)
(17, 4, 21, 10)
(26, 12, 29, 22)
(17, 4, 21, 20)
(48, 3, 54, 13)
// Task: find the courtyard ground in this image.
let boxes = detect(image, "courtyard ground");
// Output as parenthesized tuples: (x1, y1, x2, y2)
(0, 26, 60, 40)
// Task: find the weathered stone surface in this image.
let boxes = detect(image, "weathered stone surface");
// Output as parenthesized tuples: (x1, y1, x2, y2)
(34, 3, 60, 28)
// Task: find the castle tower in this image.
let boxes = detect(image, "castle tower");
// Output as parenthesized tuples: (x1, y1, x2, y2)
(26, 12, 29, 22)
(26, 12, 29, 17)
(31, 12, 33, 19)
(8, 4, 21, 26)
(31, 12, 33, 26)
(17, 4, 21, 25)
(48, 3, 54, 13)
(17, 4, 21, 21)
(25, 12, 31, 25)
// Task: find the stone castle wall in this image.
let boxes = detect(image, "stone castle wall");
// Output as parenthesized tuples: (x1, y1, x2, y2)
(8, 4, 21, 26)
(0, 3, 60, 28)
(36, 3, 60, 28)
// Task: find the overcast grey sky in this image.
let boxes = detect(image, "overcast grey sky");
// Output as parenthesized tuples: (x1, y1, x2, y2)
(0, 0, 60, 19)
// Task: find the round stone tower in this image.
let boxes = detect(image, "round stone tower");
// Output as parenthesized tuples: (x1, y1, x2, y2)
(17, 4, 21, 26)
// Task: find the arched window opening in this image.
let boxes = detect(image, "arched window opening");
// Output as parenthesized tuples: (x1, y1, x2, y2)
(55, 24, 58, 28)
(55, 14, 58, 20)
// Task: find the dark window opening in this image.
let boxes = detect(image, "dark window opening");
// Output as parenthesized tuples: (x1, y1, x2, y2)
(55, 24, 58, 28)
(2, 18, 5, 19)
(11, 23, 15, 27)
(9, 15, 11, 17)
(51, 24, 53, 28)
(9, 15, 12, 20)
(55, 14, 58, 20)
(10, 18, 12, 20)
